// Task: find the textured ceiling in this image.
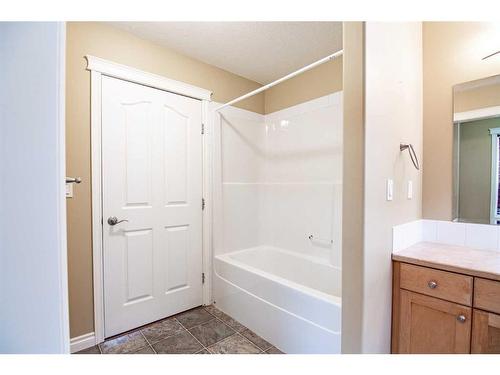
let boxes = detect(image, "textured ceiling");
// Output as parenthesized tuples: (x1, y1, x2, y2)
(107, 22, 343, 84)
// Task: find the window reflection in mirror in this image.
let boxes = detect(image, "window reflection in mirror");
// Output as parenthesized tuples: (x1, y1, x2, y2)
(453, 75, 500, 225)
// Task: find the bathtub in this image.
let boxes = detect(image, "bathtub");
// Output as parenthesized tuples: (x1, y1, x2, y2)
(213, 246, 341, 354)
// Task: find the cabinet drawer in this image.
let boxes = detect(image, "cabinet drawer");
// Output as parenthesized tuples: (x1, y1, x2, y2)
(474, 278, 500, 314)
(399, 263, 473, 306)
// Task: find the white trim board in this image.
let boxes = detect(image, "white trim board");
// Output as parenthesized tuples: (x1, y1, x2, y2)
(86, 57, 213, 344)
(90, 69, 105, 344)
(70, 332, 96, 353)
(85, 55, 213, 101)
(56, 22, 71, 354)
(489, 127, 500, 225)
(202, 99, 214, 306)
(454, 106, 500, 123)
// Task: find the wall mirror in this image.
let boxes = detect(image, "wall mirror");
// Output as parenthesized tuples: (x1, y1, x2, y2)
(453, 74, 500, 224)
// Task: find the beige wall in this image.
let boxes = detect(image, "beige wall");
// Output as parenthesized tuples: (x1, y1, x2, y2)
(454, 82, 500, 113)
(341, 22, 365, 354)
(363, 22, 422, 353)
(264, 57, 343, 114)
(66, 22, 342, 338)
(340, 22, 423, 354)
(66, 22, 265, 338)
(423, 22, 500, 220)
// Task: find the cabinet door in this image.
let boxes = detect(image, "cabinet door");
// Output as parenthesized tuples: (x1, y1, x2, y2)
(398, 290, 471, 353)
(471, 309, 500, 353)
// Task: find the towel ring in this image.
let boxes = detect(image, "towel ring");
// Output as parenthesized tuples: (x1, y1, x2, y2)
(400, 143, 420, 170)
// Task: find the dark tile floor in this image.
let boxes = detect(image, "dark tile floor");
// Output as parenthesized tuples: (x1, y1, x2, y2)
(75, 305, 284, 354)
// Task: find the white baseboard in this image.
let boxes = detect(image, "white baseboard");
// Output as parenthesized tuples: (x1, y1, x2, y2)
(70, 332, 96, 353)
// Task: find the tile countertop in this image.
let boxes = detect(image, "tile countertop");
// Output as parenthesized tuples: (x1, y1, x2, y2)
(392, 242, 500, 281)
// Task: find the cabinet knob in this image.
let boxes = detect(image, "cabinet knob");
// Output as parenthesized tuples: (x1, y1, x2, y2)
(428, 280, 438, 289)
(457, 314, 466, 323)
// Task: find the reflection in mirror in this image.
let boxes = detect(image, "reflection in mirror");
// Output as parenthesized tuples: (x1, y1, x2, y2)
(453, 75, 500, 224)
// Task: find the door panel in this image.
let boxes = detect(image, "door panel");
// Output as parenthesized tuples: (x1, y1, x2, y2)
(472, 309, 500, 353)
(399, 290, 471, 353)
(102, 76, 203, 337)
(123, 101, 152, 206)
(123, 229, 154, 304)
(164, 225, 190, 292)
(163, 106, 189, 205)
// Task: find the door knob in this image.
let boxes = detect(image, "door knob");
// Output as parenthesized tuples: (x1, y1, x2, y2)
(66, 177, 82, 184)
(457, 314, 466, 323)
(107, 216, 129, 226)
(428, 280, 438, 289)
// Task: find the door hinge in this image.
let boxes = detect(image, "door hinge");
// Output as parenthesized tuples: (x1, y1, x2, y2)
(201, 123, 205, 134)
(202, 198, 206, 210)
(202, 273, 205, 284)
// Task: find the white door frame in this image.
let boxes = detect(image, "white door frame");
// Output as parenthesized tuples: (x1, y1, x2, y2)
(490, 127, 500, 225)
(86, 56, 213, 344)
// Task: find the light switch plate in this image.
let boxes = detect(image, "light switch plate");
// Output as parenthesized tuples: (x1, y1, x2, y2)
(407, 180, 413, 199)
(386, 179, 394, 201)
(66, 183, 73, 198)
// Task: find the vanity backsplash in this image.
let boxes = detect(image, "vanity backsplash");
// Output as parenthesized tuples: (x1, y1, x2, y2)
(393, 220, 500, 253)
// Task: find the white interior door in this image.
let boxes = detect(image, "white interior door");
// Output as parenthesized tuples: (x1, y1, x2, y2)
(102, 76, 203, 337)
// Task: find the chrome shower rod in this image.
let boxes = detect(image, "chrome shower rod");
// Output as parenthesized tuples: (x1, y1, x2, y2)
(214, 49, 344, 112)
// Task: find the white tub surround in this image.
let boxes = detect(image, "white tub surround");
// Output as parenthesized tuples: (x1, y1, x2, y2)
(214, 246, 341, 354)
(213, 92, 343, 263)
(393, 219, 500, 253)
(212, 92, 343, 353)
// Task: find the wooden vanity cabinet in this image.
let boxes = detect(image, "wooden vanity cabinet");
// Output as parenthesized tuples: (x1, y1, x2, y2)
(471, 310, 500, 353)
(392, 261, 500, 354)
(471, 278, 500, 353)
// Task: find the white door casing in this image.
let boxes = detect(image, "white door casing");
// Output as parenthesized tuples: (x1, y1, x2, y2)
(87, 56, 213, 345)
(102, 76, 203, 337)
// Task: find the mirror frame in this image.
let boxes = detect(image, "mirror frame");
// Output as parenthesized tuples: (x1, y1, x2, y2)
(452, 74, 500, 225)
